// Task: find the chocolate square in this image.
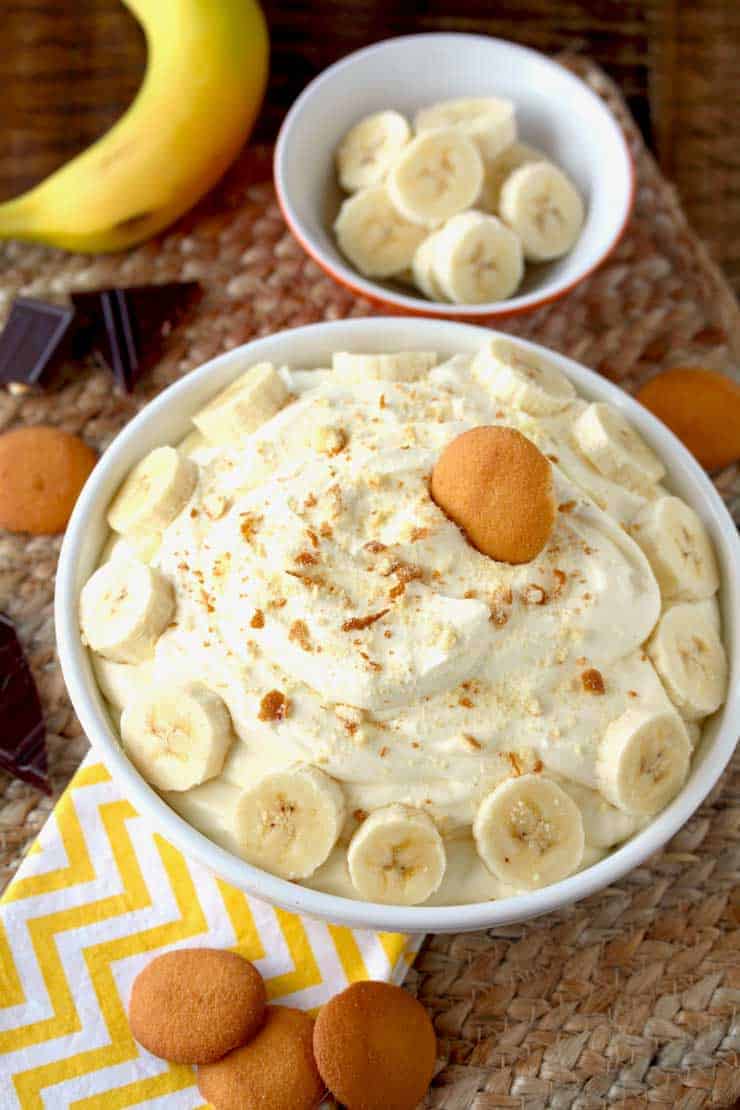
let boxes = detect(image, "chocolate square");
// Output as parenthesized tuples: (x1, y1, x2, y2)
(0, 297, 76, 389)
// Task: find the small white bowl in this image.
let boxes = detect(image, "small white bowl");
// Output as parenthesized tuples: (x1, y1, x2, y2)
(274, 33, 634, 319)
(56, 318, 739, 934)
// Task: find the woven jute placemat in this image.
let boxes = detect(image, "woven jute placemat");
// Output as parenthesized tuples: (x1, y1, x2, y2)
(0, 56, 738, 1107)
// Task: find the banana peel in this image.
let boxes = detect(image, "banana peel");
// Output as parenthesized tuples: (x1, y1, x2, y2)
(0, 0, 268, 252)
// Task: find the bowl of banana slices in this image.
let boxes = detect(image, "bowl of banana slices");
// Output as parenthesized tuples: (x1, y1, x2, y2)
(56, 317, 739, 934)
(274, 33, 634, 318)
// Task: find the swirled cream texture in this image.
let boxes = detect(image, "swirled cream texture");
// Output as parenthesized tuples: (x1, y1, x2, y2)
(84, 342, 728, 905)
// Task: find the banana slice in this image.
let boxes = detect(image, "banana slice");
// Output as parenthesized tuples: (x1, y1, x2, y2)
(558, 780, 642, 849)
(394, 267, 416, 287)
(334, 185, 427, 278)
(193, 362, 291, 445)
(630, 496, 720, 601)
(473, 775, 584, 890)
(596, 708, 691, 815)
(685, 719, 702, 749)
(127, 531, 162, 564)
(387, 128, 484, 228)
(120, 684, 234, 792)
(336, 110, 411, 192)
(500, 162, 584, 261)
(478, 141, 548, 212)
(647, 601, 728, 720)
(412, 232, 448, 301)
(235, 764, 346, 880)
(178, 429, 209, 457)
(432, 210, 523, 304)
(347, 804, 446, 905)
(573, 403, 665, 492)
(332, 350, 437, 382)
(91, 653, 154, 711)
(472, 336, 576, 414)
(102, 531, 160, 567)
(80, 558, 174, 664)
(107, 446, 197, 537)
(414, 97, 516, 162)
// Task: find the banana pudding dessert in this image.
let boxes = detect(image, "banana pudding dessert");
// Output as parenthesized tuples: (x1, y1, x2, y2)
(80, 340, 729, 906)
(333, 97, 585, 303)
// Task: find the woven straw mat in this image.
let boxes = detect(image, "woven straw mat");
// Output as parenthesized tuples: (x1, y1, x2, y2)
(0, 57, 739, 1108)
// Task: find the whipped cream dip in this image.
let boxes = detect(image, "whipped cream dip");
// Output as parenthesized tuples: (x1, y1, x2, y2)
(81, 340, 728, 905)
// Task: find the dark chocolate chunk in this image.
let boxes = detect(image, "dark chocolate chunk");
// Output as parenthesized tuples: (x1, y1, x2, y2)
(0, 297, 77, 390)
(0, 614, 50, 793)
(71, 282, 200, 392)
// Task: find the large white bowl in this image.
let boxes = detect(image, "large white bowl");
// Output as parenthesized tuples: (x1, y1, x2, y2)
(56, 318, 740, 934)
(274, 33, 634, 319)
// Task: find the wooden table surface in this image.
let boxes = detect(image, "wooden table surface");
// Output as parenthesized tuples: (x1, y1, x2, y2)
(1, 0, 739, 292)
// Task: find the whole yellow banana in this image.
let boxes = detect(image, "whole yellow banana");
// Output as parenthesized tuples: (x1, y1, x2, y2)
(0, 0, 268, 252)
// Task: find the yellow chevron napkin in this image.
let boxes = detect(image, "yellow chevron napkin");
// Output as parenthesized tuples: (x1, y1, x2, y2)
(0, 758, 421, 1109)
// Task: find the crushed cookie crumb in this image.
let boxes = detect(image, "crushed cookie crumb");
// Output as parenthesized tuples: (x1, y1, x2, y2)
(342, 609, 389, 632)
(558, 500, 576, 514)
(286, 570, 331, 592)
(306, 528, 319, 548)
(364, 540, 387, 555)
(353, 808, 368, 823)
(379, 394, 386, 409)
(582, 668, 605, 694)
(335, 704, 364, 733)
(189, 507, 199, 518)
(410, 527, 429, 542)
(459, 696, 473, 709)
(533, 758, 544, 773)
(268, 597, 287, 609)
(507, 752, 523, 776)
(411, 741, 420, 749)
(212, 555, 230, 578)
(258, 690, 291, 722)
(304, 492, 317, 509)
(627, 689, 639, 698)
(240, 513, 262, 542)
(522, 583, 548, 606)
(289, 619, 312, 651)
(489, 586, 513, 626)
(359, 652, 382, 671)
(203, 492, 230, 521)
(379, 746, 389, 758)
(393, 562, 424, 585)
(327, 484, 344, 518)
(551, 569, 567, 597)
(462, 734, 482, 751)
(319, 521, 333, 538)
(313, 425, 348, 456)
(464, 589, 478, 599)
(250, 609, 265, 629)
(294, 550, 318, 566)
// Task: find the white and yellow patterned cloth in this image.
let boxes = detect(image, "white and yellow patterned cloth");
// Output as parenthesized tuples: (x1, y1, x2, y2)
(0, 758, 420, 1108)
